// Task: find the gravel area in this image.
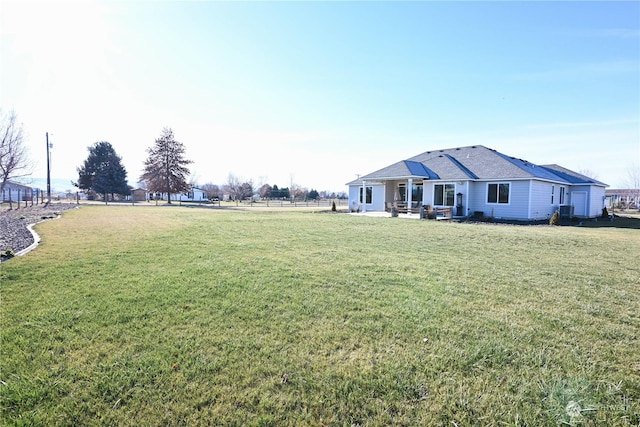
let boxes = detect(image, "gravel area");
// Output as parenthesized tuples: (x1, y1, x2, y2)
(0, 203, 79, 257)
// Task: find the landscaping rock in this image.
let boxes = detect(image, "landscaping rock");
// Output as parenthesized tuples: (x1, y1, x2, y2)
(0, 204, 78, 256)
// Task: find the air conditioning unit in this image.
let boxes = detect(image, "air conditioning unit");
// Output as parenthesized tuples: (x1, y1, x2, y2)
(559, 205, 574, 219)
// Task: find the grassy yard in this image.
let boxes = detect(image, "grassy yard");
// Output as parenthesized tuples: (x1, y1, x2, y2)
(1, 206, 638, 426)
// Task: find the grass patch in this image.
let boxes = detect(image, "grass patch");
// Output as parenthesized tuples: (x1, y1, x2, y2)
(1, 206, 639, 425)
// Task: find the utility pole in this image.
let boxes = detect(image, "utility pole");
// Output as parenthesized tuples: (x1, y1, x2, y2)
(46, 132, 51, 203)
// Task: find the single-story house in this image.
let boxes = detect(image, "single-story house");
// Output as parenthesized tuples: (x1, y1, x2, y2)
(1, 181, 36, 202)
(148, 188, 208, 202)
(347, 145, 607, 221)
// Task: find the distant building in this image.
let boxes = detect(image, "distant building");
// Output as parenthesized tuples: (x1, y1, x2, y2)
(148, 188, 208, 202)
(606, 189, 639, 209)
(1, 181, 37, 202)
(131, 188, 147, 202)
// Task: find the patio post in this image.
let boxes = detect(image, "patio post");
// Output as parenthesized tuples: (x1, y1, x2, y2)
(362, 180, 366, 213)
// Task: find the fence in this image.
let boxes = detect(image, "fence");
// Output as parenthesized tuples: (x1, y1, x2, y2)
(1, 188, 45, 208)
(200, 198, 348, 209)
(1, 191, 348, 210)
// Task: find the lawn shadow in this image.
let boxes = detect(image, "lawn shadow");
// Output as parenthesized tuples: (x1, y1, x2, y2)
(573, 214, 640, 229)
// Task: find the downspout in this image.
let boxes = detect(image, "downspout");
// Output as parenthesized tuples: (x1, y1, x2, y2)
(528, 181, 533, 220)
(407, 178, 413, 216)
(465, 182, 470, 218)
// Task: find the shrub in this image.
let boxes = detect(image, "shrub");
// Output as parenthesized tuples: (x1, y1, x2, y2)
(601, 207, 609, 218)
(1, 249, 15, 260)
(549, 210, 560, 226)
(331, 200, 336, 212)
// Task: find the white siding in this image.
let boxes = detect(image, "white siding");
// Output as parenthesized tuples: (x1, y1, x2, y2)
(348, 184, 385, 212)
(529, 181, 558, 220)
(170, 189, 207, 202)
(570, 185, 605, 217)
(467, 181, 530, 219)
(588, 186, 606, 217)
(348, 186, 360, 211)
(370, 185, 386, 211)
(467, 182, 485, 216)
(423, 183, 434, 207)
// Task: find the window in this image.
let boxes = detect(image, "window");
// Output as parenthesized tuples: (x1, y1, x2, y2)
(551, 185, 555, 204)
(397, 184, 407, 201)
(488, 183, 509, 204)
(559, 187, 565, 204)
(434, 184, 455, 206)
(412, 183, 423, 203)
(359, 186, 372, 204)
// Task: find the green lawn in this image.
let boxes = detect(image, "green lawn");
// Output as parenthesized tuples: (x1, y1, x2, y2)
(1, 206, 638, 426)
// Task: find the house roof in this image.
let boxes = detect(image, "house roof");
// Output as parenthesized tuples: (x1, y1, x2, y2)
(605, 188, 640, 196)
(3, 180, 34, 190)
(539, 164, 607, 186)
(347, 145, 607, 187)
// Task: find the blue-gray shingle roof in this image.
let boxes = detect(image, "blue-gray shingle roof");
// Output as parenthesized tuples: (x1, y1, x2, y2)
(347, 145, 607, 186)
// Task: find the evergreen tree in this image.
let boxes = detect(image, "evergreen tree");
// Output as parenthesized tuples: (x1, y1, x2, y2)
(140, 128, 192, 204)
(76, 141, 129, 201)
(308, 189, 319, 200)
(94, 160, 129, 201)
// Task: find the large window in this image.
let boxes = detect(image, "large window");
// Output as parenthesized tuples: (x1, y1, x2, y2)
(434, 184, 455, 206)
(551, 185, 566, 205)
(359, 186, 372, 204)
(412, 183, 423, 203)
(397, 184, 407, 201)
(488, 183, 510, 204)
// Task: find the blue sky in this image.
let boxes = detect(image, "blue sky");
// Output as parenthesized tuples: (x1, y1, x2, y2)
(1, 1, 638, 192)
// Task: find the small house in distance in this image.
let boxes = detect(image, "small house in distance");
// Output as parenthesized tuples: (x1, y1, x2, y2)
(1, 181, 36, 202)
(347, 145, 607, 220)
(131, 188, 147, 202)
(148, 188, 208, 202)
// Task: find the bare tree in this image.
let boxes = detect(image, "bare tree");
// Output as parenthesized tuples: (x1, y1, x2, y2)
(258, 183, 272, 199)
(623, 162, 640, 189)
(200, 182, 221, 200)
(578, 168, 599, 180)
(623, 162, 640, 209)
(0, 111, 31, 193)
(290, 184, 306, 201)
(224, 173, 242, 203)
(240, 180, 254, 200)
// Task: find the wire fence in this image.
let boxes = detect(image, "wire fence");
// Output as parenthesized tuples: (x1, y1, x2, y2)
(0, 188, 52, 209)
(1, 191, 349, 210)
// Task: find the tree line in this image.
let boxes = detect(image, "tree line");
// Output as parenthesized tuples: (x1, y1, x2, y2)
(201, 179, 346, 202)
(75, 127, 192, 203)
(0, 115, 346, 203)
(73, 126, 345, 203)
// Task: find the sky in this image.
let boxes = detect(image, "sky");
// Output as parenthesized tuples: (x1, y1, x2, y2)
(1, 0, 639, 193)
